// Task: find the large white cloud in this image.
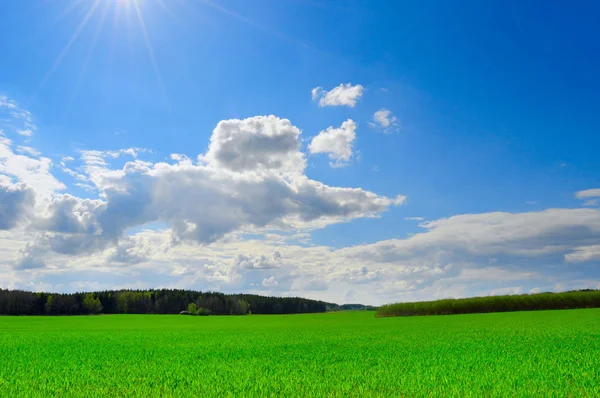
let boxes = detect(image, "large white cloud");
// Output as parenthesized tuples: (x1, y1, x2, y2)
(311, 83, 364, 107)
(308, 119, 356, 167)
(0, 109, 404, 263)
(2, 96, 600, 305)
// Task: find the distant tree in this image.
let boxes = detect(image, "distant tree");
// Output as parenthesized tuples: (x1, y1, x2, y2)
(197, 307, 212, 316)
(235, 299, 250, 315)
(45, 295, 53, 315)
(83, 294, 103, 314)
(187, 302, 197, 314)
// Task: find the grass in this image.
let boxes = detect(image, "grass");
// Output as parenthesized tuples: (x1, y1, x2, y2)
(1, 310, 599, 397)
(376, 289, 600, 317)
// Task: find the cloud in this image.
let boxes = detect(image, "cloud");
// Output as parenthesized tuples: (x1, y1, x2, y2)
(2, 95, 600, 305)
(0, 181, 35, 230)
(344, 288, 358, 302)
(368, 109, 399, 133)
(204, 115, 305, 173)
(106, 238, 148, 265)
(575, 189, 600, 199)
(16, 146, 40, 157)
(13, 243, 47, 270)
(308, 119, 356, 167)
(564, 245, 600, 263)
(262, 276, 279, 287)
(0, 134, 65, 197)
(0, 112, 402, 261)
(0, 95, 37, 136)
(311, 87, 321, 100)
(233, 252, 282, 270)
(576, 189, 600, 206)
(405, 217, 424, 221)
(3, 204, 600, 303)
(311, 83, 364, 107)
(343, 208, 600, 262)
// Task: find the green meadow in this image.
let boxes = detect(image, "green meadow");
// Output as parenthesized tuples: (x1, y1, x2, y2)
(1, 309, 599, 397)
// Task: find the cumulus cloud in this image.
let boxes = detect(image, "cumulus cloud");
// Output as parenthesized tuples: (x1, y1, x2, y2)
(0, 134, 64, 197)
(204, 115, 305, 173)
(0, 110, 403, 262)
(0, 181, 35, 230)
(368, 109, 399, 133)
(311, 83, 364, 107)
(262, 276, 279, 287)
(12, 240, 48, 270)
(308, 119, 356, 167)
(233, 252, 282, 270)
(106, 238, 148, 265)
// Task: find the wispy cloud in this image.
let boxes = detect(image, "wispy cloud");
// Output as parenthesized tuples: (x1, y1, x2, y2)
(0, 95, 37, 136)
(575, 189, 600, 199)
(368, 109, 399, 133)
(16, 146, 40, 157)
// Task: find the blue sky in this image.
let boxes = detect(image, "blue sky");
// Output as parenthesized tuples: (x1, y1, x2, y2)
(0, 0, 599, 304)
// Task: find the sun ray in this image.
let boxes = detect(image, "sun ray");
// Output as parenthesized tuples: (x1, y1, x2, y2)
(33, 0, 103, 99)
(64, 1, 111, 120)
(108, 0, 122, 61)
(49, 0, 87, 28)
(196, 0, 313, 51)
(133, 0, 171, 113)
(156, 0, 182, 24)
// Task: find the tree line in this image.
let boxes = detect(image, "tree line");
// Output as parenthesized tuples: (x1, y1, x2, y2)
(376, 289, 600, 317)
(0, 289, 332, 316)
(338, 304, 378, 311)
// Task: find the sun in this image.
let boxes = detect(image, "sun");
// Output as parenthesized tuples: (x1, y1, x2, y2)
(36, 0, 171, 105)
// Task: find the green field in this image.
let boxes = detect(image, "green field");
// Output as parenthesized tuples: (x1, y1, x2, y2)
(1, 310, 599, 397)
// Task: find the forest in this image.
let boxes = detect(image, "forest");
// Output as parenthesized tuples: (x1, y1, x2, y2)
(0, 289, 333, 316)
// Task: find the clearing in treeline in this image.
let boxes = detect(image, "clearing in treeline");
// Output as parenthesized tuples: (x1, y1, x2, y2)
(1, 309, 599, 397)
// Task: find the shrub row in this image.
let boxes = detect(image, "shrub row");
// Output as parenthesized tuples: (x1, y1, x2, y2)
(376, 289, 600, 317)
